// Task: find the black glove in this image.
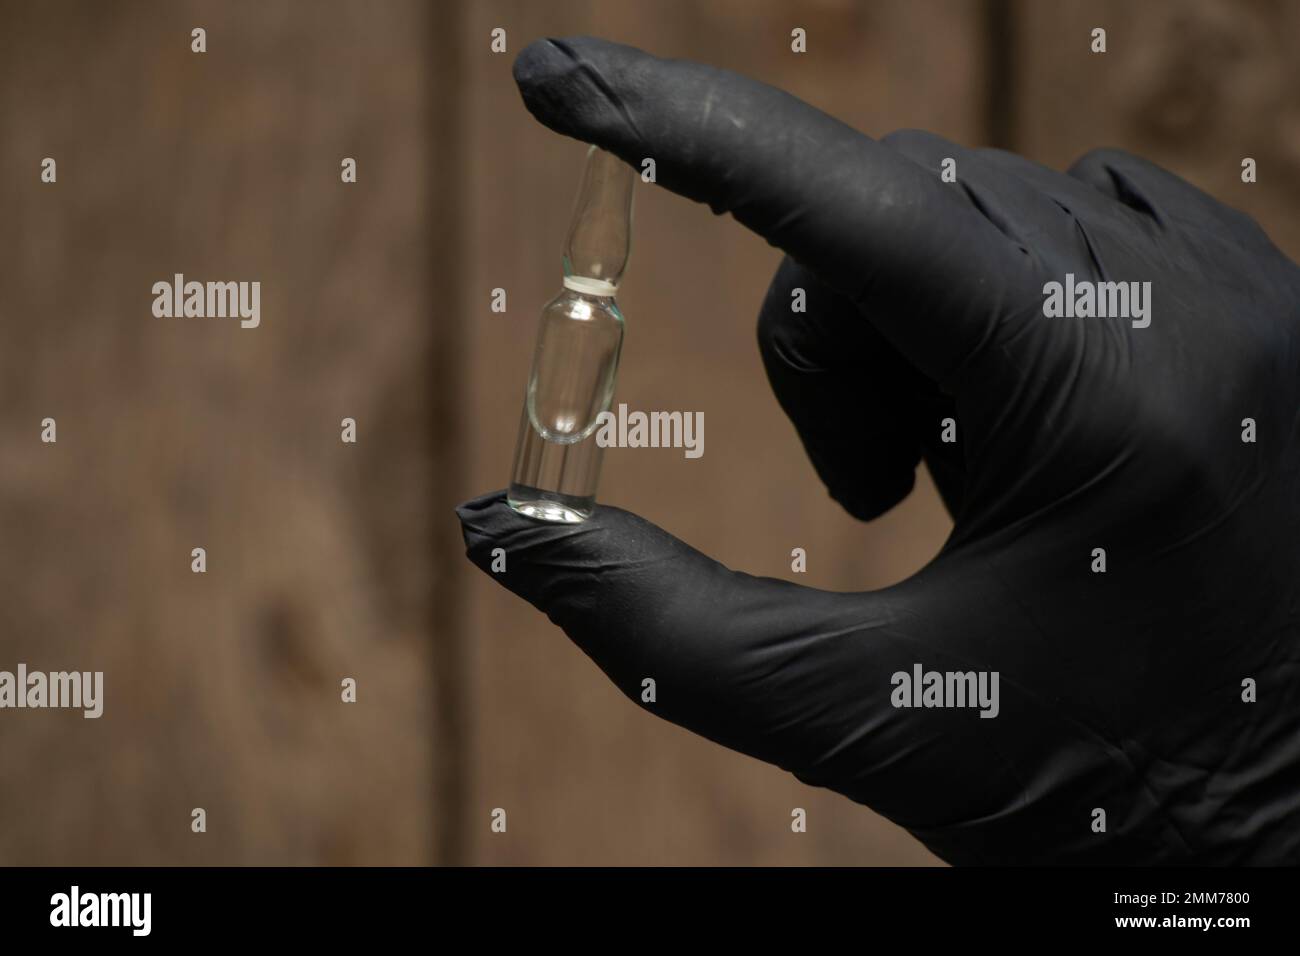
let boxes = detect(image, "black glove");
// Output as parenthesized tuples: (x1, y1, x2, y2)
(457, 36, 1300, 864)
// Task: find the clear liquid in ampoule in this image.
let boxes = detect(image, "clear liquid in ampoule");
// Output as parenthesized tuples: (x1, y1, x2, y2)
(508, 286, 624, 522)
(508, 145, 633, 523)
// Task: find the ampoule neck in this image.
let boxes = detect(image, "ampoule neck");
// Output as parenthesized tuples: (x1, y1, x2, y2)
(562, 275, 618, 298)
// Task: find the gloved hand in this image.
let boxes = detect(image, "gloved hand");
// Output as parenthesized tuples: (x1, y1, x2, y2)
(457, 36, 1300, 864)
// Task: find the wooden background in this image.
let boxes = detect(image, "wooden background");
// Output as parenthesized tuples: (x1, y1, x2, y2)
(0, 0, 1295, 865)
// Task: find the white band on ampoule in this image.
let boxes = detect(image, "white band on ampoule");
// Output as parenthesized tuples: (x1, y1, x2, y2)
(563, 275, 618, 296)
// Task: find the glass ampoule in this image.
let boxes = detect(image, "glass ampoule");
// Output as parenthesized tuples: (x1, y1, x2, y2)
(508, 146, 634, 523)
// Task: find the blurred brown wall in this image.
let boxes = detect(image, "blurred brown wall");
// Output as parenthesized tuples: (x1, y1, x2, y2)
(0, 0, 1295, 865)
(0, 0, 438, 865)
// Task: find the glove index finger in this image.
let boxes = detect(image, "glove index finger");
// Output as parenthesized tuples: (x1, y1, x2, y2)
(513, 36, 1035, 385)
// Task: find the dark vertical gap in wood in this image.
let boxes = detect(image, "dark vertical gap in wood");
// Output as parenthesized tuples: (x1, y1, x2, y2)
(428, 0, 468, 866)
(983, 0, 1016, 149)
